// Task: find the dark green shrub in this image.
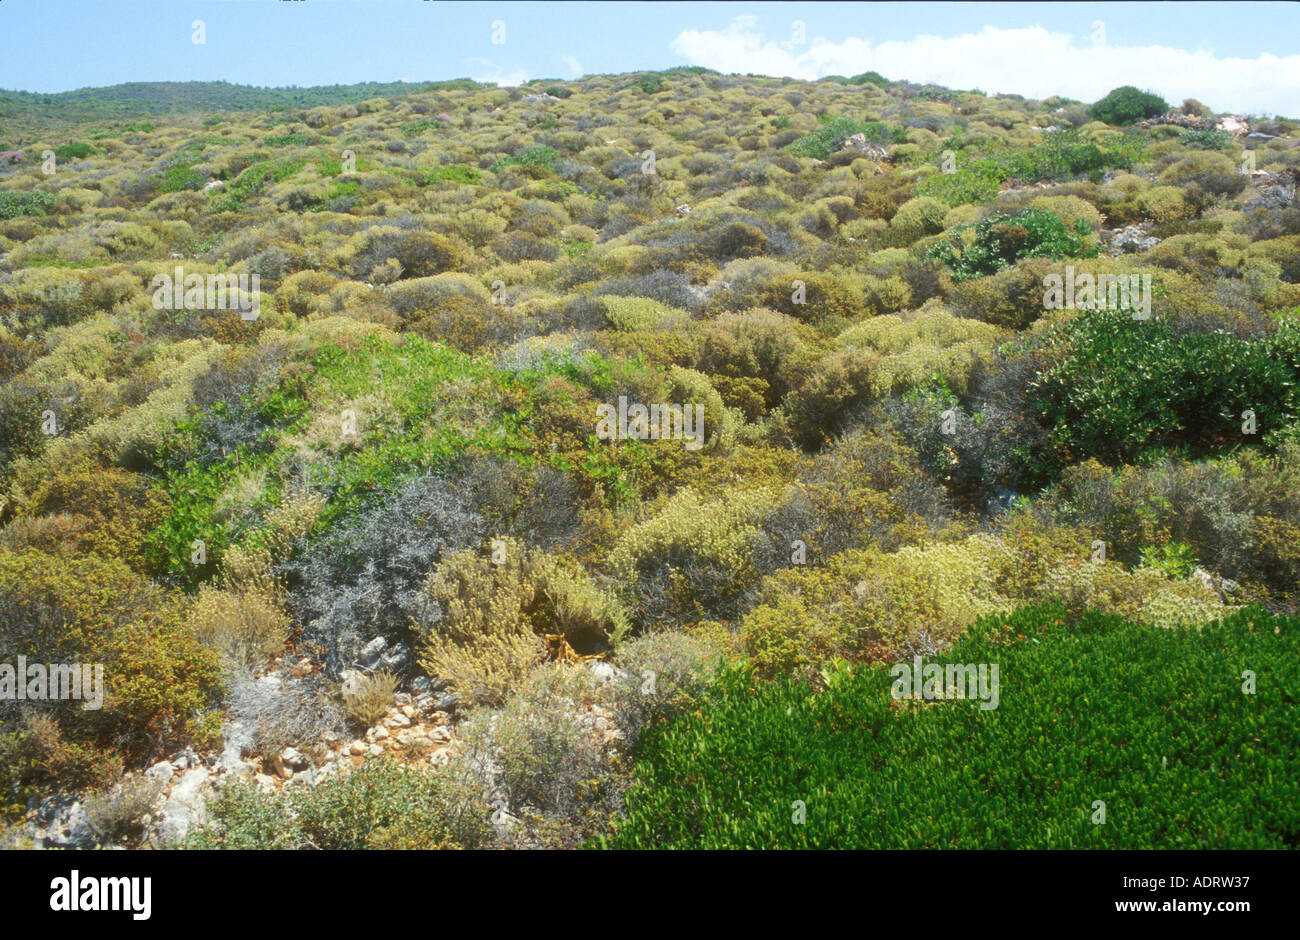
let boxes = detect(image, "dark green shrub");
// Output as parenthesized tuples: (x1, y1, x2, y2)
(846, 71, 891, 88)
(158, 162, 205, 192)
(927, 208, 1098, 281)
(1029, 311, 1300, 470)
(1179, 129, 1235, 150)
(400, 117, 445, 137)
(54, 142, 95, 161)
(0, 191, 58, 220)
(786, 117, 905, 160)
(598, 604, 1300, 848)
(419, 164, 480, 186)
(263, 132, 318, 147)
(1091, 86, 1169, 125)
(491, 145, 560, 175)
(181, 777, 300, 849)
(292, 756, 490, 849)
(920, 130, 1145, 206)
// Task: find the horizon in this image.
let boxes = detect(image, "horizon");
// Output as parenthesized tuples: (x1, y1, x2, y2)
(0, 1, 1297, 116)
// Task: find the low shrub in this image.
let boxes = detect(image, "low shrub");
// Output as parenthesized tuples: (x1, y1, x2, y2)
(608, 486, 779, 629)
(416, 538, 628, 706)
(343, 670, 399, 727)
(1091, 86, 1169, 125)
(600, 604, 1300, 848)
(84, 773, 164, 846)
(927, 208, 1099, 281)
(1027, 311, 1300, 471)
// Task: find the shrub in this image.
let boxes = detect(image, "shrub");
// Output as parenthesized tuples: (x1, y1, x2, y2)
(608, 486, 779, 629)
(191, 546, 291, 670)
(919, 130, 1144, 206)
(889, 196, 948, 241)
(181, 777, 300, 849)
(597, 295, 691, 332)
(54, 142, 96, 161)
(400, 117, 445, 137)
(296, 756, 490, 849)
(607, 630, 724, 744)
(1027, 311, 1300, 471)
(1036, 447, 1300, 611)
(694, 309, 818, 410)
(786, 117, 905, 160)
(846, 71, 892, 88)
(0, 549, 223, 789)
(419, 164, 481, 186)
(0, 192, 59, 220)
(601, 604, 1300, 848)
(1179, 129, 1235, 151)
(191, 756, 490, 850)
(455, 663, 613, 844)
(927, 208, 1099, 281)
(347, 226, 472, 280)
(492, 146, 560, 175)
(15, 462, 170, 574)
(223, 669, 346, 759)
(947, 257, 1062, 328)
(783, 346, 878, 448)
(1161, 150, 1248, 197)
(1091, 86, 1169, 125)
(84, 773, 164, 846)
(343, 670, 399, 728)
(741, 538, 1010, 677)
(1138, 185, 1196, 222)
(416, 538, 628, 706)
(757, 426, 951, 569)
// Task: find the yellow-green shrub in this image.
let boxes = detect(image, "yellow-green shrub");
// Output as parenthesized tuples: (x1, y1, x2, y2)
(1138, 186, 1195, 223)
(609, 486, 778, 628)
(418, 539, 629, 706)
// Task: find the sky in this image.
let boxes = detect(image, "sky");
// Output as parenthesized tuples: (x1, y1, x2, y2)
(1, 1, 1298, 115)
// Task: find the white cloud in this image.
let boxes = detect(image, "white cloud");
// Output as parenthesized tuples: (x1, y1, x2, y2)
(670, 18, 1300, 115)
(563, 55, 584, 78)
(465, 58, 529, 88)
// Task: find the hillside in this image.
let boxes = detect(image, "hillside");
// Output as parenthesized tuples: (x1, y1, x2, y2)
(0, 70, 1297, 850)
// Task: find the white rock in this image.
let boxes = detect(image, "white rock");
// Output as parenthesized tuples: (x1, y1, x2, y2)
(340, 669, 364, 697)
(158, 768, 210, 844)
(349, 740, 366, 756)
(218, 721, 255, 778)
(1215, 116, 1249, 137)
(589, 661, 627, 685)
(145, 760, 175, 783)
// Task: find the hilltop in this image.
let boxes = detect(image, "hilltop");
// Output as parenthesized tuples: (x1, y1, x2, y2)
(0, 69, 1298, 849)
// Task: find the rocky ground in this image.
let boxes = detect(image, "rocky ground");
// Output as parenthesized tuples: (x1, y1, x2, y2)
(14, 646, 629, 850)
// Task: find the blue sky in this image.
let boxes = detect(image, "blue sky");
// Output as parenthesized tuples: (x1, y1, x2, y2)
(2, 1, 1298, 113)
